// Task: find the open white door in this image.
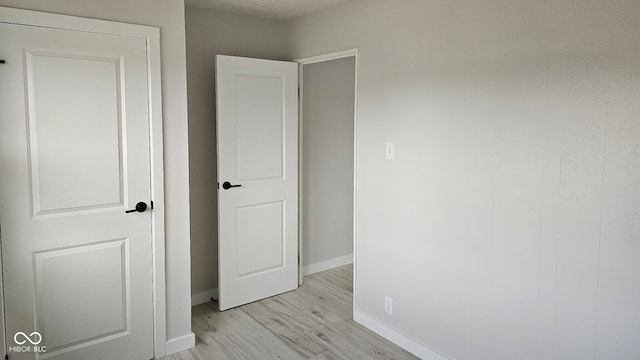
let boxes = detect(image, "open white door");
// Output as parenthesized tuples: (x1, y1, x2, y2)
(0, 15, 155, 360)
(216, 55, 299, 311)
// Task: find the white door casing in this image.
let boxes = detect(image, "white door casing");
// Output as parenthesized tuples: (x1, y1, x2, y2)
(0, 8, 165, 360)
(216, 55, 299, 311)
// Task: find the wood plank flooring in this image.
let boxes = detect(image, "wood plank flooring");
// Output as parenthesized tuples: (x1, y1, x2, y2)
(162, 265, 418, 360)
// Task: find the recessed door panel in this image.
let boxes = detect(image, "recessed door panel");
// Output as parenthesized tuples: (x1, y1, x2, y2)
(236, 201, 284, 277)
(34, 239, 129, 356)
(236, 75, 284, 182)
(26, 52, 125, 216)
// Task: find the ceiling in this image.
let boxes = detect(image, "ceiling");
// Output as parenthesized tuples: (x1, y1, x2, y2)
(184, 0, 352, 22)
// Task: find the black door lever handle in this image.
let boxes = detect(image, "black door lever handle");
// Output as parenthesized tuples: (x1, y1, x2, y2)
(126, 201, 148, 213)
(222, 181, 242, 190)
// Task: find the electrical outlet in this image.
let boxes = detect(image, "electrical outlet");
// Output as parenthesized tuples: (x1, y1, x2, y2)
(384, 296, 393, 314)
(385, 142, 395, 160)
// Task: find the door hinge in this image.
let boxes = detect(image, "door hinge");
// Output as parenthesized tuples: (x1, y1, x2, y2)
(297, 87, 300, 97)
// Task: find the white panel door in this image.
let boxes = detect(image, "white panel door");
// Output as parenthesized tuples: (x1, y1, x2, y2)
(0, 20, 154, 360)
(216, 55, 299, 311)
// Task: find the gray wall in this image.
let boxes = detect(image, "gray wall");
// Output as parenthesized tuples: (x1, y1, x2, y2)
(0, 0, 192, 346)
(302, 57, 355, 268)
(287, 0, 640, 359)
(185, 7, 287, 296)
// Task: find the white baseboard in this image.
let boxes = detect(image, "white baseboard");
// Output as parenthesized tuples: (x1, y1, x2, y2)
(192, 288, 218, 306)
(165, 332, 195, 356)
(354, 310, 450, 360)
(303, 253, 353, 276)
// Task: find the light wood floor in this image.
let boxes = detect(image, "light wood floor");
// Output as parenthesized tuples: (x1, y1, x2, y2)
(162, 265, 418, 360)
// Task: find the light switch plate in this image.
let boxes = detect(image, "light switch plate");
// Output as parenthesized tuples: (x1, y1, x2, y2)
(385, 142, 395, 160)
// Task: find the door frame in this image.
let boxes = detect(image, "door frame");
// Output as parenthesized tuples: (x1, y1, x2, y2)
(294, 48, 359, 309)
(0, 6, 168, 358)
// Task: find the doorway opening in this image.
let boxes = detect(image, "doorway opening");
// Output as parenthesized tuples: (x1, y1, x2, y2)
(297, 49, 358, 301)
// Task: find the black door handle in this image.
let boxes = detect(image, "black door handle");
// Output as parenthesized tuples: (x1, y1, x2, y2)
(126, 201, 148, 213)
(222, 181, 242, 190)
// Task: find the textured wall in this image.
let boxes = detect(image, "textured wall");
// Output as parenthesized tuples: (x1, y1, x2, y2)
(185, 7, 287, 296)
(287, 0, 640, 358)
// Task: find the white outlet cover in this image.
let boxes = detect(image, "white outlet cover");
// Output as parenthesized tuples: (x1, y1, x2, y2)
(385, 142, 395, 160)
